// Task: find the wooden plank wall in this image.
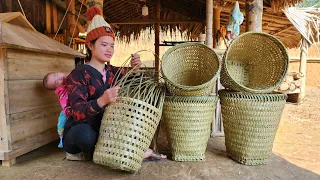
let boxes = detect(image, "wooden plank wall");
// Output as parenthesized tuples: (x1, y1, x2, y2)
(1, 48, 74, 159)
(0, 0, 67, 34)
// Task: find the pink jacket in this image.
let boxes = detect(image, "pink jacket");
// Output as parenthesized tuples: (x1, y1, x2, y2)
(55, 85, 70, 115)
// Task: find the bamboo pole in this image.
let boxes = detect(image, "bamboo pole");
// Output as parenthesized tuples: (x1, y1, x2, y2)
(213, 7, 221, 48)
(155, 0, 160, 73)
(45, 0, 52, 34)
(206, 0, 213, 48)
(298, 38, 310, 103)
(245, 0, 263, 32)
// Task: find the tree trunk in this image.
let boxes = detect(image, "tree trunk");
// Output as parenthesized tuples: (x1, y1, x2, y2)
(245, 0, 263, 32)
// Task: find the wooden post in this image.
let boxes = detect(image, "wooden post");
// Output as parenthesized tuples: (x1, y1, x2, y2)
(45, 0, 52, 34)
(52, 4, 58, 33)
(206, 0, 213, 48)
(245, 0, 263, 32)
(155, 0, 160, 73)
(213, 7, 221, 48)
(5, 0, 13, 12)
(298, 38, 310, 103)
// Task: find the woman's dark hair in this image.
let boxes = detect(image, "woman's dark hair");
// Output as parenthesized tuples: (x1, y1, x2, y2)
(85, 39, 97, 62)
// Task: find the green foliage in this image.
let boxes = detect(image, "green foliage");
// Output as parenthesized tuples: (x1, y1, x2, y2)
(296, 0, 320, 8)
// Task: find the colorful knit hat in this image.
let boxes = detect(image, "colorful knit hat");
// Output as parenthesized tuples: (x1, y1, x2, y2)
(85, 7, 115, 47)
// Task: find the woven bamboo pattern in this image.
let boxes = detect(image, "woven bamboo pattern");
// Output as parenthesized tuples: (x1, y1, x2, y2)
(163, 96, 218, 161)
(161, 43, 221, 96)
(219, 90, 287, 165)
(93, 67, 165, 172)
(221, 32, 289, 93)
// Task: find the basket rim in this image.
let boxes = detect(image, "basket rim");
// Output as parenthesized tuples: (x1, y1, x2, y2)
(218, 89, 287, 100)
(223, 31, 289, 93)
(165, 95, 219, 102)
(161, 42, 221, 90)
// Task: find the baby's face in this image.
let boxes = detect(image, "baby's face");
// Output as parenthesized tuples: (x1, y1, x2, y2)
(47, 72, 66, 89)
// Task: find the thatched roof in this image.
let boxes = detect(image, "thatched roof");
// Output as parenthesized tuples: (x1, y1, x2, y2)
(284, 7, 320, 45)
(72, 0, 305, 48)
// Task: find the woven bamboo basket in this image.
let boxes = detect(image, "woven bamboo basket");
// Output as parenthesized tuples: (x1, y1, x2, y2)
(219, 90, 287, 165)
(93, 68, 165, 172)
(221, 32, 289, 93)
(161, 43, 221, 96)
(163, 96, 218, 161)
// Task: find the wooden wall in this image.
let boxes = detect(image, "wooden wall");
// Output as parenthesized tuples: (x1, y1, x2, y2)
(0, 0, 67, 33)
(0, 48, 74, 161)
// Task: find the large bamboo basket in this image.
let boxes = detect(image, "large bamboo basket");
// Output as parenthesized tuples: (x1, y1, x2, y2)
(161, 43, 221, 96)
(93, 69, 165, 173)
(93, 97, 163, 172)
(163, 96, 218, 161)
(219, 90, 287, 165)
(220, 32, 289, 93)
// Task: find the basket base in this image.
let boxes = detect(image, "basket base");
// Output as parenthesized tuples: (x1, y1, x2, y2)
(227, 153, 270, 166)
(173, 155, 205, 162)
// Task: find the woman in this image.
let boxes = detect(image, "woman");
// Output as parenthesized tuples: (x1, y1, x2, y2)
(63, 7, 166, 161)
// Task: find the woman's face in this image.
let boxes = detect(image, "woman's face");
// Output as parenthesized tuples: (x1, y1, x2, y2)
(90, 36, 114, 63)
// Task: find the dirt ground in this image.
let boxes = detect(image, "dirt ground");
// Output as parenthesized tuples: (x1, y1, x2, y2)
(0, 86, 319, 180)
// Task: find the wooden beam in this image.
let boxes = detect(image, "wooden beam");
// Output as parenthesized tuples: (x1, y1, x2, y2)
(270, 25, 295, 36)
(109, 19, 203, 24)
(206, 0, 213, 48)
(246, 0, 263, 32)
(45, 0, 52, 34)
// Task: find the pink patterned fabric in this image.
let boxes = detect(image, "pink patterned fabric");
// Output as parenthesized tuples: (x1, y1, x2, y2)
(55, 85, 70, 115)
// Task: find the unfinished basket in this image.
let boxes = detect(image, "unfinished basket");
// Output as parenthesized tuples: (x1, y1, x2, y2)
(163, 96, 218, 161)
(93, 70, 165, 173)
(161, 43, 221, 96)
(221, 32, 289, 93)
(219, 90, 287, 165)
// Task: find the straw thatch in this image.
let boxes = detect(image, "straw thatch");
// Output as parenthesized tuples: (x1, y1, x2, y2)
(72, 0, 304, 48)
(284, 7, 320, 46)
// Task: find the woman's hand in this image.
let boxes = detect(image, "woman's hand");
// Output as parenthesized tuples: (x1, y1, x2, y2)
(130, 53, 141, 70)
(97, 86, 120, 107)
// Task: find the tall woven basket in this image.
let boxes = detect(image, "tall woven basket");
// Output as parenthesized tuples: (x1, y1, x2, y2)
(163, 96, 218, 161)
(93, 70, 165, 173)
(219, 90, 287, 165)
(161, 43, 221, 96)
(221, 32, 289, 93)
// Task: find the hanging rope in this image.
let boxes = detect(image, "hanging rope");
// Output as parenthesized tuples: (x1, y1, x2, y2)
(54, 0, 73, 40)
(17, 0, 26, 17)
(69, 0, 85, 47)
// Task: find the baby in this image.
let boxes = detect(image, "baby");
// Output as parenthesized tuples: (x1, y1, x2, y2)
(43, 72, 69, 148)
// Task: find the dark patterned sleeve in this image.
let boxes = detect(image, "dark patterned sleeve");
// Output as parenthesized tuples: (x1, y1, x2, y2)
(66, 68, 102, 122)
